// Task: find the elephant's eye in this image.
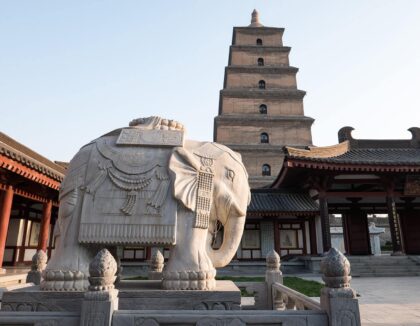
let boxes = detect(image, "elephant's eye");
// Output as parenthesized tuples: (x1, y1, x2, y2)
(225, 168, 235, 182)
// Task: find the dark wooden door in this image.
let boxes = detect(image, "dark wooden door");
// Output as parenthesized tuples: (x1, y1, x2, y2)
(400, 210, 420, 254)
(343, 210, 371, 255)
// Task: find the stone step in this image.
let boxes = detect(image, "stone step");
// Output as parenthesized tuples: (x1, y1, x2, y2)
(352, 268, 420, 274)
(350, 262, 419, 268)
(348, 256, 420, 277)
(348, 257, 415, 263)
(354, 272, 420, 277)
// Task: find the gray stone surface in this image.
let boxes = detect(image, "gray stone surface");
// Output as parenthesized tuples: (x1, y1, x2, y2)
(80, 248, 119, 326)
(1, 286, 85, 312)
(320, 248, 361, 326)
(112, 310, 328, 326)
(117, 280, 241, 310)
(26, 250, 48, 285)
(0, 311, 80, 325)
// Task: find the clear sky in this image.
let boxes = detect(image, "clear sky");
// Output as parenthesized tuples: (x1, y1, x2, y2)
(1, 1, 420, 162)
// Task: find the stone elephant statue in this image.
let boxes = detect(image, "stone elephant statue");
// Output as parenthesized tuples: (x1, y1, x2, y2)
(42, 117, 250, 291)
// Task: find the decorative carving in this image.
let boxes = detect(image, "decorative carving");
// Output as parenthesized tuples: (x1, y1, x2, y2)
(129, 116, 184, 131)
(150, 250, 164, 273)
(26, 250, 48, 285)
(193, 301, 240, 311)
(162, 269, 217, 290)
(196, 318, 245, 326)
(148, 250, 164, 280)
(320, 248, 351, 289)
(40, 269, 88, 291)
(404, 175, 420, 196)
(134, 318, 160, 326)
(195, 156, 215, 229)
(117, 129, 184, 147)
(1, 302, 51, 312)
(335, 310, 358, 326)
(266, 249, 280, 271)
(88, 249, 118, 291)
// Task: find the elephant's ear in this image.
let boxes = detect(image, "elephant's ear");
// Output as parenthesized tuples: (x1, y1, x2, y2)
(169, 147, 200, 212)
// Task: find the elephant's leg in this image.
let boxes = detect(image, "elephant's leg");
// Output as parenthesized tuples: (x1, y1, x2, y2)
(162, 209, 216, 290)
(41, 216, 93, 291)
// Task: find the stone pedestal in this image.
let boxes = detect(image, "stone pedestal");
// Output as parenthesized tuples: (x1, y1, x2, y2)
(321, 287, 360, 326)
(320, 248, 361, 326)
(1, 286, 85, 312)
(117, 280, 241, 310)
(81, 290, 118, 326)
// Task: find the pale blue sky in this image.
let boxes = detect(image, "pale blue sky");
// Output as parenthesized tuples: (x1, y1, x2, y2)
(1, 1, 420, 162)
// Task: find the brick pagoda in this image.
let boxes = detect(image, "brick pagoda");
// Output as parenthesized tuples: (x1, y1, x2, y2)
(214, 10, 314, 188)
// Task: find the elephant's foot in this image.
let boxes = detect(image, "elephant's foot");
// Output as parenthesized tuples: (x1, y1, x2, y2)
(40, 270, 88, 291)
(162, 269, 216, 290)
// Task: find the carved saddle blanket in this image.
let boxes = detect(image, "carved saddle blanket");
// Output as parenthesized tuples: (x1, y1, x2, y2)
(77, 134, 178, 246)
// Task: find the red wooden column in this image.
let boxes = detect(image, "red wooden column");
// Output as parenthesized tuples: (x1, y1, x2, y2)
(38, 200, 52, 252)
(0, 185, 14, 270)
(273, 220, 280, 254)
(309, 217, 318, 255)
(319, 192, 331, 252)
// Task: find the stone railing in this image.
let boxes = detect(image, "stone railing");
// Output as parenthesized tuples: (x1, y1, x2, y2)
(0, 248, 361, 326)
(232, 248, 361, 326)
(272, 282, 321, 311)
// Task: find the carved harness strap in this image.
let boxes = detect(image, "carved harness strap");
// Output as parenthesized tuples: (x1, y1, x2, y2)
(194, 156, 215, 229)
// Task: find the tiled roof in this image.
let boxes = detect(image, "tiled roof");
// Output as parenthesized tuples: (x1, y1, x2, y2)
(289, 148, 420, 166)
(285, 127, 420, 166)
(0, 132, 65, 181)
(248, 190, 318, 214)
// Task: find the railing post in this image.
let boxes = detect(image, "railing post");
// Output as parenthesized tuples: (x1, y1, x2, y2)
(265, 249, 282, 309)
(148, 249, 164, 280)
(26, 250, 47, 285)
(320, 248, 361, 326)
(80, 249, 119, 326)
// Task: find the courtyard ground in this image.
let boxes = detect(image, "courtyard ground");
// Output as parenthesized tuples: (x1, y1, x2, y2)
(302, 275, 420, 326)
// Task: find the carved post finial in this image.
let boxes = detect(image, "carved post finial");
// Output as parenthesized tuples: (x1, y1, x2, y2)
(150, 250, 164, 272)
(320, 249, 361, 325)
(320, 248, 351, 288)
(266, 249, 281, 271)
(26, 250, 48, 285)
(148, 249, 165, 280)
(88, 248, 118, 291)
(249, 9, 263, 27)
(265, 249, 283, 309)
(32, 250, 48, 271)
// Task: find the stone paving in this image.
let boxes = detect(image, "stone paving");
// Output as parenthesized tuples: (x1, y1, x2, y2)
(302, 275, 420, 326)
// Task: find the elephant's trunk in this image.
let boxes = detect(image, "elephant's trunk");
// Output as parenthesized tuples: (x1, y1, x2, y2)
(207, 214, 246, 268)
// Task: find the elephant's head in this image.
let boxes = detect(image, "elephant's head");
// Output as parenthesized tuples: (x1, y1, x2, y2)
(169, 141, 251, 268)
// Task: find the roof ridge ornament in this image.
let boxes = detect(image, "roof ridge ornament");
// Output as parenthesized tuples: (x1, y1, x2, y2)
(249, 9, 263, 27)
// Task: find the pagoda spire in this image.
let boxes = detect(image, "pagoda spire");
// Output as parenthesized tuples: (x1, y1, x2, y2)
(249, 9, 263, 27)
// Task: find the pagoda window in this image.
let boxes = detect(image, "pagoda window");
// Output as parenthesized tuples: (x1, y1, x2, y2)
(256, 38, 263, 46)
(258, 80, 266, 89)
(262, 164, 271, 176)
(260, 132, 269, 143)
(259, 104, 267, 114)
(257, 58, 264, 66)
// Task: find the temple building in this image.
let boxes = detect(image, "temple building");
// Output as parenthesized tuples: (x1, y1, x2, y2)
(0, 132, 63, 270)
(214, 10, 314, 188)
(274, 126, 420, 256)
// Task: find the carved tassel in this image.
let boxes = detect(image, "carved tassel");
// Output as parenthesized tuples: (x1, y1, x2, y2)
(121, 191, 137, 215)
